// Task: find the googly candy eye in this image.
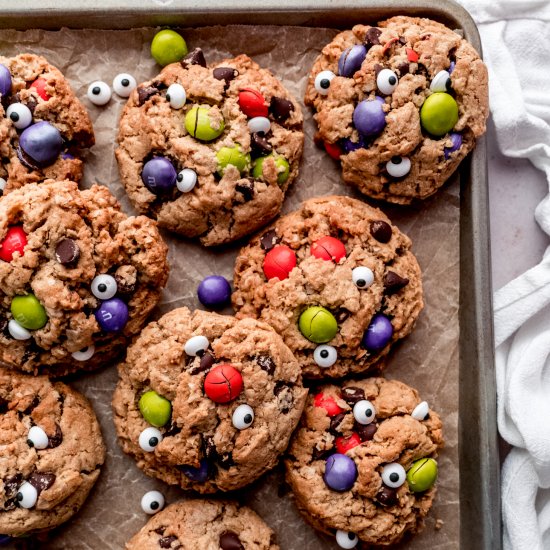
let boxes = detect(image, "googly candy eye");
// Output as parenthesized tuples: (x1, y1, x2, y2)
(381, 463, 407, 488)
(0, 177, 6, 195)
(166, 83, 186, 109)
(139, 427, 163, 452)
(386, 156, 411, 178)
(232, 404, 254, 430)
(71, 345, 95, 361)
(16, 482, 38, 509)
(313, 345, 337, 368)
(6, 103, 32, 129)
(352, 266, 374, 289)
(27, 426, 49, 449)
(376, 69, 399, 95)
(353, 400, 376, 425)
(336, 530, 359, 549)
(411, 401, 430, 421)
(91, 274, 118, 300)
(140, 490, 165, 515)
(184, 335, 209, 357)
(8, 319, 31, 340)
(112, 73, 137, 98)
(314, 70, 336, 95)
(87, 81, 112, 106)
(247, 116, 270, 134)
(176, 168, 197, 193)
(430, 70, 452, 92)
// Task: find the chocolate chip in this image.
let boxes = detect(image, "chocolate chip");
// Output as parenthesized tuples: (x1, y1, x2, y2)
(26, 96, 37, 114)
(274, 381, 294, 414)
(269, 96, 294, 122)
(213, 67, 239, 87)
(114, 275, 136, 296)
(377, 485, 398, 506)
(256, 354, 276, 375)
(154, 527, 166, 536)
(365, 27, 382, 46)
(383, 271, 409, 294)
(397, 62, 410, 76)
(189, 351, 215, 375)
(203, 435, 218, 459)
(23, 395, 40, 415)
(164, 421, 181, 437)
(137, 86, 159, 106)
(260, 230, 279, 251)
(399, 36, 407, 45)
(370, 220, 392, 243)
(55, 238, 80, 266)
(329, 412, 347, 433)
(47, 424, 63, 448)
(236, 179, 255, 202)
(182, 48, 207, 68)
(159, 535, 179, 548)
(0, 397, 8, 414)
(217, 452, 234, 469)
(312, 447, 334, 461)
(28, 472, 55, 495)
(219, 531, 244, 550)
(335, 309, 350, 323)
(341, 386, 365, 405)
(251, 132, 273, 156)
(4, 474, 22, 499)
(374, 63, 383, 76)
(356, 422, 377, 442)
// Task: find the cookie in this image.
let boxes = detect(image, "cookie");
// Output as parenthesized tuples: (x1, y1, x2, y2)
(0, 180, 169, 377)
(306, 16, 489, 204)
(0, 366, 105, 537)
(112, 307, 308, 493)
(232, 195, 423, 379)
(0, 54, 94, 195)
(126, 499, 279, 549)
(116, 50, 304, 246)
(285, 377, 443, 548)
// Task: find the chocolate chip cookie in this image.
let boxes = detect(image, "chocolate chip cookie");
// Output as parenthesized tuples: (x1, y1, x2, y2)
(112, 307, 307, 493)
(0, 366, 105, 537)
(0, 180, 169, 377)
(306, 16, 489, 204)
(0, 54, 94, 195)
(285, 377, 443, 548)
(232, 195, 423, 379)
(116, 49, 304, 246)
(126, 499, 278, 549)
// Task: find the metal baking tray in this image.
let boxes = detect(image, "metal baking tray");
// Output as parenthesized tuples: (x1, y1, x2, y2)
(0, 1, 499, 548)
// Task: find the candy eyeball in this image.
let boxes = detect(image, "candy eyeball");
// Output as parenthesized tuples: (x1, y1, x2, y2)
(139, 427, 163, 452)
(176, 168, 197, 193)
(386, 156, 411, 178)
(430, 70, 452, 92)
(27, 426, 49, 450)
(140, 490, 165, 515)
(376, 69, 399, 95)
(247, 116, 271, 134)
(336, 530, 359, 549)
(352, 266, 374, 289)
(91, 274, 118, 300)
(112, 73, 137, 98)
(0, 177, 6, 194)
(381, 463, 407, 488)
(353, 400, 376, 425)
(184, 335, 209, 357)
(71, 345, 95, 361)
(16, 482, 38, 509)
(8, 319, 31, 340)
(87, 81, 112, 106)
(314, 70, 336, 95)
(411, 401, 430, 421)
(6, 103, 32, 129)
(313, 345, 337, 368)
(166, 83, 186, 109)
(232, 404, 254, 430)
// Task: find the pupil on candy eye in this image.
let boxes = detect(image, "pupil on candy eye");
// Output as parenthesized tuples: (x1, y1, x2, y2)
(150, 501, 159, 510)
(149, 437, 158, 447)
(391, 156, 402, 164)
(446, 78, 452, 90)
(389, 76, 397, 85)
(320, 350, 329, 358)
(27, 439, 34, 447)
(121, 79, 130, 86)
(10, 113, 19, 122)
(244, 414, 253, 423)
(166, 94, 171, 101)
(92, 87, 101, 95)
(98, 283, 107, 292)
(348, 534, 356, 540)
(390, 473, 399, 482)
(320, 79, 330, 89)
(366, 409, 372, 417)
(177, 173, 183, 181)
(357, 279, 365, 287)
(16, 492, 23, 502)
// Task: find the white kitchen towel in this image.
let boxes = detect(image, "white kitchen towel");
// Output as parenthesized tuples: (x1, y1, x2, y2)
(456, 1, 550, 548)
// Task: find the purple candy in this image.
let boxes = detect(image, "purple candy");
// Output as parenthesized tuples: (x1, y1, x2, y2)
(197, 275, 231, 309)
(444, 132, 462, 160)
(95, 298, 129, 333)
(142, 157, 177, 195)
(353, 99, 386, 137)
(0, 64, 11, 97)
(19, 121, 63, 167)
(449, 61, 456, 74)
(342, 135, 368, 153)
(362, 313, 393, 351)
(179, 458, 209, 482)
(323, 453, 358, 492)
(61, 152, 75, 160)
(338, 45, 367, 78)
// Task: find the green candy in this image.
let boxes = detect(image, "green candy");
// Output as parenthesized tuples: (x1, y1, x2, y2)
(139, 391, 172, 427)
(150, 30, 188, 67)
(406, 458, 438, 492)
(216, 145, 251, 176)
(10, 294, 47, 330)
(185, 106, 225, 141)
(298, 306, 338, 344)
(252, 154, 290, 185)
(420, 93, 458, 137)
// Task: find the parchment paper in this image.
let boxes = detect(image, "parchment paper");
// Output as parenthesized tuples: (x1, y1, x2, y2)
(0, 25, 459, 550)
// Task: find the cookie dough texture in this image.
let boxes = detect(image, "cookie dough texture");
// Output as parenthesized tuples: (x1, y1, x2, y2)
(306, 16, 489, 203)
(126, 500, 279, 550)
(116, 53, 304, 246)
(0, 54, 94, 194)
(0, 367, 105, 536)
(113, 308, 308, 493)
(232, 196, 423, 379)
(285, 378, 444, 547)
(0, 180, 169, 376)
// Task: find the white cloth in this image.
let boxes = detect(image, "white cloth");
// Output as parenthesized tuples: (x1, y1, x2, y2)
(456, 1, 550, 548)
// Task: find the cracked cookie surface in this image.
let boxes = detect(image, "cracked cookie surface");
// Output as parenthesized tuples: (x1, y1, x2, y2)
(116, 51, 304, 246)
(112, 307, 308, 493)
(0, 180, 169, 377)
(306, 16, 488, 204)
(0, 366, 105, 537)
(232, 195, 423, 379)
(285, 377, 443, 547)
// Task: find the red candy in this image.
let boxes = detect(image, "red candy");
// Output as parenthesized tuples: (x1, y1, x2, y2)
(314, 393, 345, 417)
(324, 141, 342, 160)
(382, 37, 400, 55)
(238, 88, 268, 118)
(311, 236, 346, 263)
(30, 78, 50, 101)
(406, 48, 419, 62)
(204, 364, 243, 403)
(263, 245, 296, 281)
(336, 433, 362, 454)
(0, 226, 27, 262)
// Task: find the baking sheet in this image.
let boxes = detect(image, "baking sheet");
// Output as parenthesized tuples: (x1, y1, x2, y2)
(0, 25, 459, 549)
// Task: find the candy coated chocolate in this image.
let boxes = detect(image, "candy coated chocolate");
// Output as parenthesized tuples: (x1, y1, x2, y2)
(139, 390, 172, 427)
(185, 106, 225, 141)
(406, 457, 438, 492)
(19, 121, 63, 167)
(10, 294, 48, 330)
(150, 30, 188, 66)
(238, 88, 268, 118)
(179, 458, 210, 482)
(353, 98, 386, 137)
(420, 92, 458, 136)
(142, 157, 177, 194)
(444, 132, 463, 159)
(216, 145, 250, 176)
(324, 141, 342, 160)
(314, 393, 345, 416)
(197, 275, 231, 309)
(0, 64, 11, 97)
(298, 306, 338, 343)
(335, 433, 361, 454)
(30, 77, 50, 101)
(252, 154, 290, 185)
(323, 453, 358, 492)
(362, 314, 393, 350)
(0, 226, 27, 262)
(263, 245, 296, 280)
(338, 45, 367, 78)
(311, 236, 346, 262)
(95, 298, 129, 332)
(204, 364, 243, 403)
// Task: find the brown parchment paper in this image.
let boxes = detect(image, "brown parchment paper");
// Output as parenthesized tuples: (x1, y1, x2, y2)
(0, 25, 459, 550)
